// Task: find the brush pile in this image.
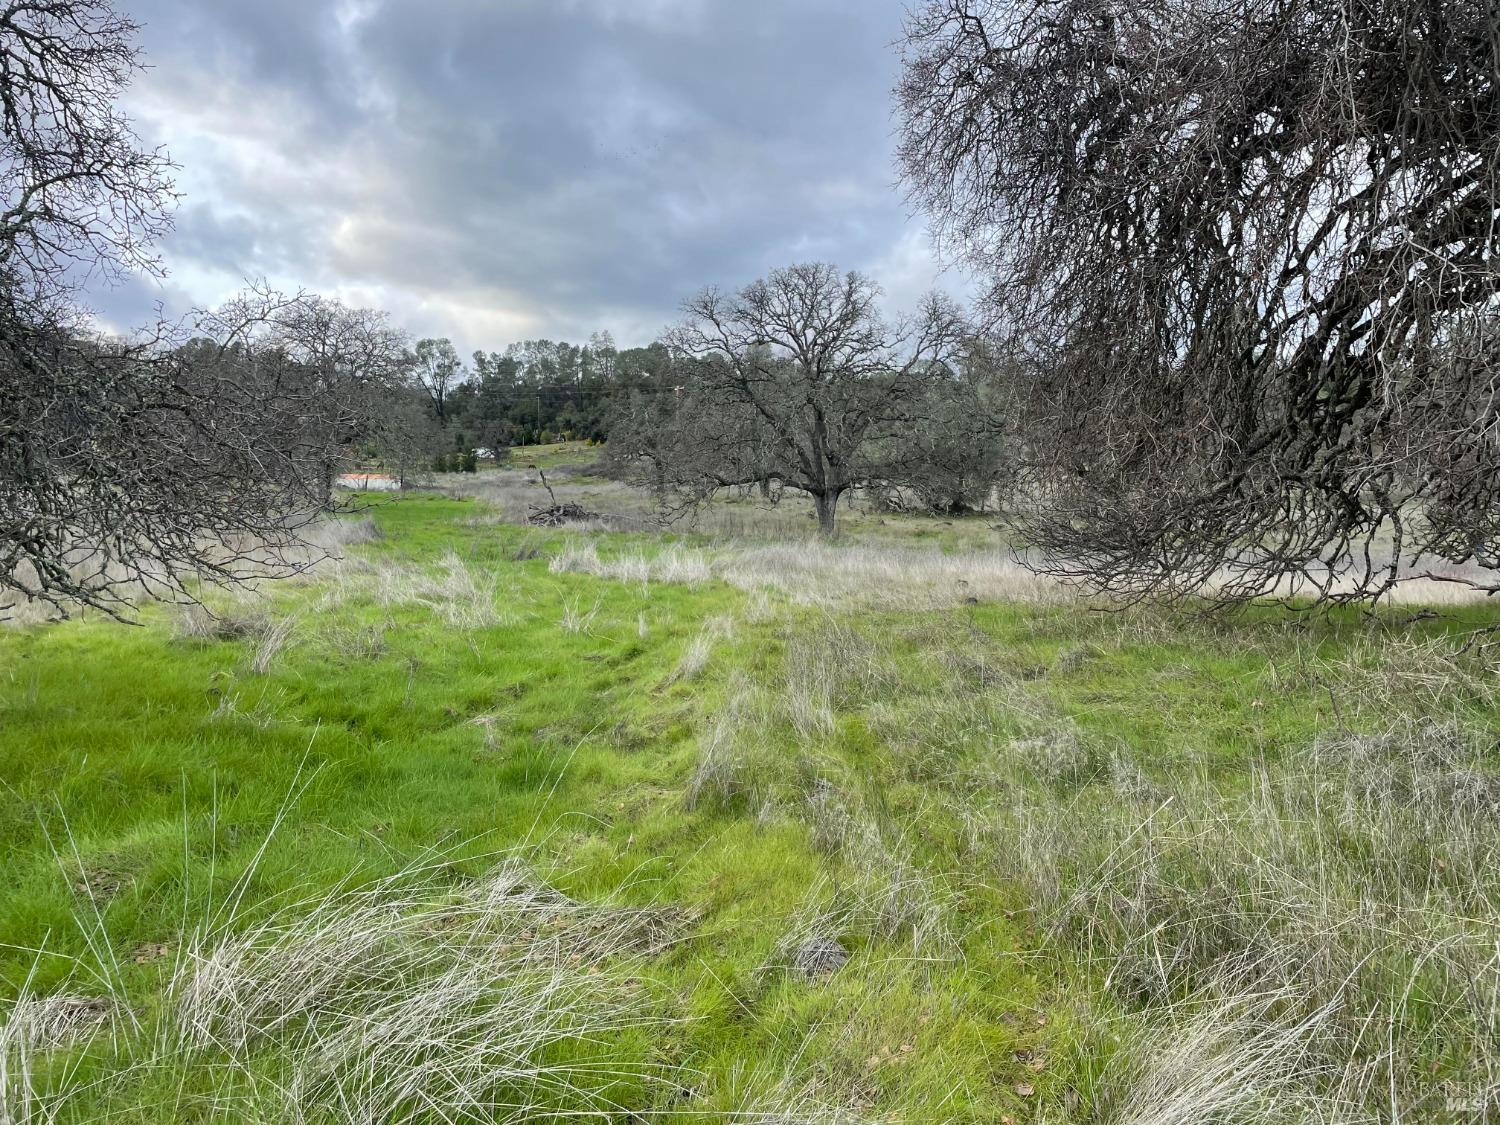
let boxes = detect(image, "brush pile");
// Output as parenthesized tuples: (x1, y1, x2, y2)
(527, 502, 597, 526)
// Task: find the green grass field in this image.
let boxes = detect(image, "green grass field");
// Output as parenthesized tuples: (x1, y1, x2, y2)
(2, 491, 1497, 1122)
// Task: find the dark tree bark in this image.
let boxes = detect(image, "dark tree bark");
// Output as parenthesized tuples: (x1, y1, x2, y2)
(813, 490, 841, 535)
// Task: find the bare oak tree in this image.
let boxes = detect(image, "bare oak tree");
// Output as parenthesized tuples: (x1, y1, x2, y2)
(0, 1, 416, 616)
(617, 263, 967, 534)
(899, 0, 1500, 605)
(3, 286, 414, 617)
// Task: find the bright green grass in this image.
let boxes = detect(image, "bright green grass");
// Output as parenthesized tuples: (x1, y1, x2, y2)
(505, 441, 601, 471)
(2, 494, 1496, 1121)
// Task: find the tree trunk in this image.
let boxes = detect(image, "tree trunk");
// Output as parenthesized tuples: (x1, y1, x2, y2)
(320, 457, 336, 508)
(814, 490, 840, 535)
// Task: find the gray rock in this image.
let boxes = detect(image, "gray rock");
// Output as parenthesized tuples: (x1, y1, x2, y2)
(792, 936, 849, 980)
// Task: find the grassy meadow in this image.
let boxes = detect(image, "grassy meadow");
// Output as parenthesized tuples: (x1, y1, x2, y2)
(2, 449, 1498, 1122)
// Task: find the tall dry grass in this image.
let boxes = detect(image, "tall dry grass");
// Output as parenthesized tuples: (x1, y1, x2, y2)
(372, 550, 512, 630)
(681, 625, 964, 972)
(1064, 985, 1346, 1125)
(974, 718, 1500, 1120)
(719, 542, 1064, 608)
(2, 853, 682, 1123)
(684, 674, 767, 813)
(677, 609, 1500, 1120)
(548, 537, 1066, 610)
(549, 541, 712, 590)
(671, 615, 736, 683)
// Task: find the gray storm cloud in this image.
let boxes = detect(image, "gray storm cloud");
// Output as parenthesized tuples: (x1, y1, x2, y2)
(99, 0, 965, 351)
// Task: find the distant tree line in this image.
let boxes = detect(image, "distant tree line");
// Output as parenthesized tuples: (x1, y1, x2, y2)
(411, 334, 677, 458)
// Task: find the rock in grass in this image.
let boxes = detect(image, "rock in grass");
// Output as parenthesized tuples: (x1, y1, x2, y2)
(792, 936, 850, 980)
(1012, 727, 1093, 786)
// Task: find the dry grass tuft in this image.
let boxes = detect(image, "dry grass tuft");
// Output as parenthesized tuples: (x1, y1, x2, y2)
(671, 615, 736, 684)
(1009, 726, 1095, 788)
(549, 541, 713, 590)
(1, 993, 115, 1054)
(4, 855, 682, 1123)
(317, 516, 382, 549)
(1075, 986, 1340, 1125)
(685, 677, 765, 812)
(172, 600, 268, 643)
(245, 613, 298, 676)
(171, 601, 300, 676)
(784, 628, 864, 743)
(558, 594, 602, 635)
(321, 620, 389, 661)
(374, 551, 511, 631)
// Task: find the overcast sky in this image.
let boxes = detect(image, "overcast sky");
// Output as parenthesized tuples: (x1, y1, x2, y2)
(96, 0, 965, 355)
